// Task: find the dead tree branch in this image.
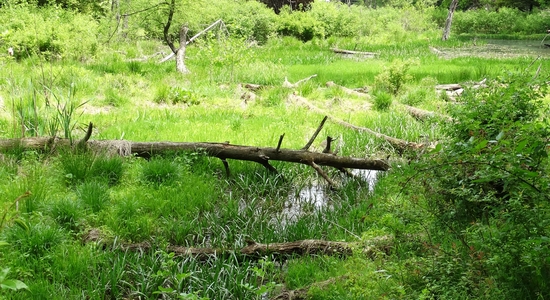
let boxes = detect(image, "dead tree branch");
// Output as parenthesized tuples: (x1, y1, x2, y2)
(290, 94, 426, 151)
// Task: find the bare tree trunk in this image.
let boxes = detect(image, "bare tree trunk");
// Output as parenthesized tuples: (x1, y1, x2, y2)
(442, 0, 459, 41)
(176, 25, 190, 74)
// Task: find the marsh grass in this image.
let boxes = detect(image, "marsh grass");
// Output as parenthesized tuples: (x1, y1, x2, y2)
(49, 197, 82, 231)
(77, 180, 110, 213)
(141, 156, 180, 186)
(3, 18, 549, 299)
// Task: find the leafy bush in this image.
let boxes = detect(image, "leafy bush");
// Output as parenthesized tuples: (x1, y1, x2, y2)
(276, 7, 325, 42)
(416, 71, 550, 298)
(374, 59, 414, 95)
(0, 5, 99, 60)
(220, 0, 277, 44)
(451, 8, 550, 35)
(309, 1, 362, 38)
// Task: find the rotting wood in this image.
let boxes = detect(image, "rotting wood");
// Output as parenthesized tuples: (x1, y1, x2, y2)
(116, 239, 353, 260)
(290, 94, 426, 151)
(241, 239, 352, 256)
(435, 83, 462, 91)
(84, 227, 394, 261)
(330, 48, 377, 57)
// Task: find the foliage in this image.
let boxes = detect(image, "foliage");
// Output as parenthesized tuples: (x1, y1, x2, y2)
(219, 0, 277, 44)
(0, 4, 98, 60)
(374, 59, 414, 95)
(0, 268, 28, 291)
(276, 7, 326, 42)
(448, 7, 550, 35)
(414, 70, 550, 298)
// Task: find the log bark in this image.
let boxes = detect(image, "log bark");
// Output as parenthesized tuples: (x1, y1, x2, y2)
(117, 239, 352, 260)
(0, 137, 390, 171)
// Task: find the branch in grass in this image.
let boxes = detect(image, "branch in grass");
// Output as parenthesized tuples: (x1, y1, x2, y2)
(290, 94, 426, 151)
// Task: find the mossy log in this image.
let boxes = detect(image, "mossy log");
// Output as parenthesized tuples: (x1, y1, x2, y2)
(117, 239, 352, 260)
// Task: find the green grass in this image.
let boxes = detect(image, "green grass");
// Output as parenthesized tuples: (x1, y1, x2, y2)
(1, 30, 548, 299)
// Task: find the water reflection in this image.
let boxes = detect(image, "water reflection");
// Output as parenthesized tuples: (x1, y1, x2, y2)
(276, 170, 380, 226)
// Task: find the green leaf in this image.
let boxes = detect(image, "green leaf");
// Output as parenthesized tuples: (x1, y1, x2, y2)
(0, 268, 9, 282)
(473, 139, 488, 152)
(1, 279, 28, 291)
(515, 139, 528, 152)
(0, 241, 9, 247)
(13, 219, 29, 231)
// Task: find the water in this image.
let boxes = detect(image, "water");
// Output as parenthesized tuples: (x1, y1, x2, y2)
(439, 39, 550, 58)
(277, 170, 380, 226)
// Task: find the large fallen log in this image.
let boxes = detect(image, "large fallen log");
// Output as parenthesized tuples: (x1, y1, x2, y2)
(0, 136, 389, 171)
(117, 239, 352, 260)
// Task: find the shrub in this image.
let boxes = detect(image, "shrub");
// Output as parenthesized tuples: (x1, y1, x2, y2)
(374, 59, 414, 95)
(415, 70, 550, 298)
(0, 5, 98, 60)
(276, 7, 325, 42)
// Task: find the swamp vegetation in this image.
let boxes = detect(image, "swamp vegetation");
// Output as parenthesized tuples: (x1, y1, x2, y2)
(1, 0, 550, 299)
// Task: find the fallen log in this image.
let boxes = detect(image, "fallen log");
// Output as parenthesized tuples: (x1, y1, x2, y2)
(0, 136, 389, 170)
(84, 226, 393, 261)
(290, 94, 426, 151)
(401, 104, 453, 122)
(283, 74, 317, 88)
(330, 48, 377, 57)
(117, 239, 352, 260)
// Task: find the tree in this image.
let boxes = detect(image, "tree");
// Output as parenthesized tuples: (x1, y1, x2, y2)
(442, 0, 458, 40)
(163, 0, 190, 74)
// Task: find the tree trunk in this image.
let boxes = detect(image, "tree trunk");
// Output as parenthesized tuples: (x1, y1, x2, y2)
(442, 0, 459, 41)
(176, 25, 190, 74)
